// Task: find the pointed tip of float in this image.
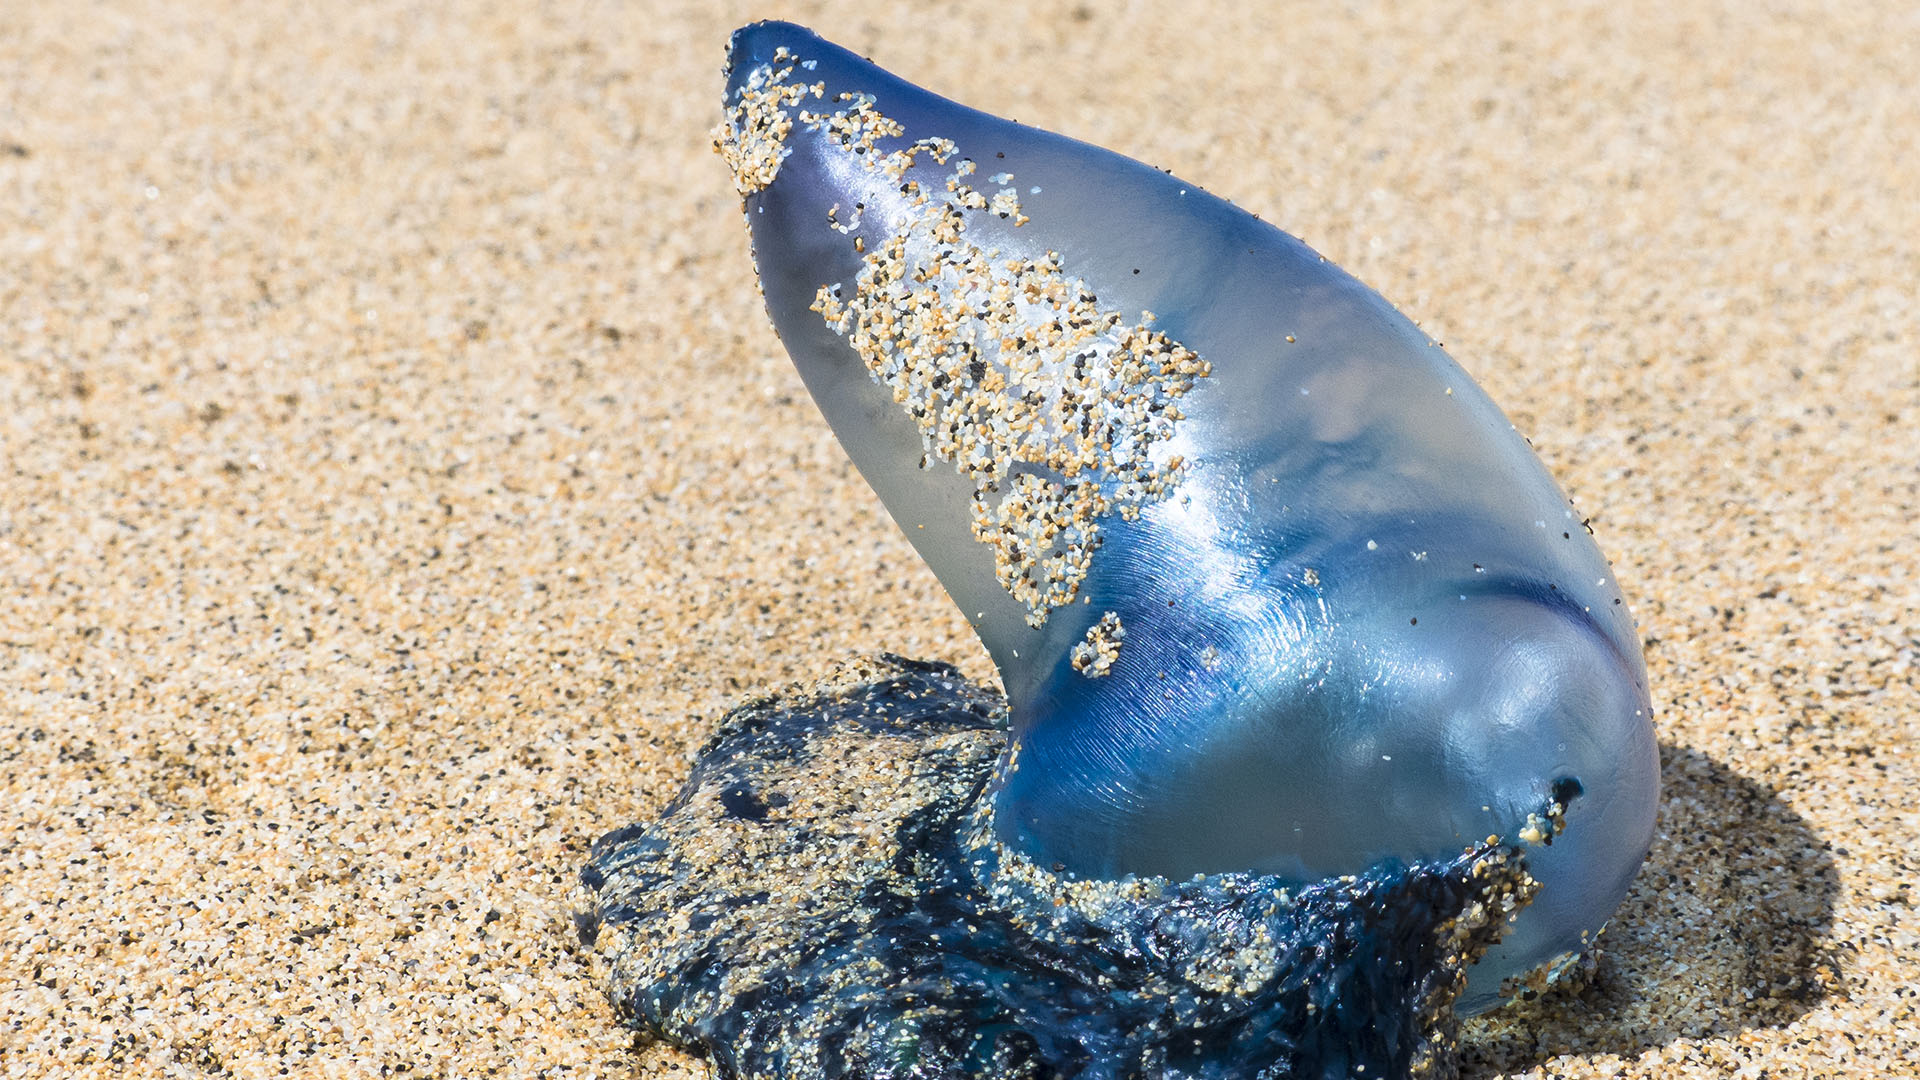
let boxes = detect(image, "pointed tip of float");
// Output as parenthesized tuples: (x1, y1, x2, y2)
(725, 21, 822, 86)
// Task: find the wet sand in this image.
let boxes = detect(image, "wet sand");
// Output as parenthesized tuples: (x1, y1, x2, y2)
(2, 1, 1915, 1077)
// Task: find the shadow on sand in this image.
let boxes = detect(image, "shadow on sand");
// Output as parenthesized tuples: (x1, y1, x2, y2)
(1459, 742, 1842, 1074)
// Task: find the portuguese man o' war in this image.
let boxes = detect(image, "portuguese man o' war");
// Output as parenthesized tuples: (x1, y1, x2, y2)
(577, 20, 1659, 1079)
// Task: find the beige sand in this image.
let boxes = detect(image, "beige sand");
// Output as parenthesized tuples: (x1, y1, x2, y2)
(2, 1, 1914, 1077)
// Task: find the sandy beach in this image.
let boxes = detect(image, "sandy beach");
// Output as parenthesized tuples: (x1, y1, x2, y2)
(2, 1, 1915, 1077)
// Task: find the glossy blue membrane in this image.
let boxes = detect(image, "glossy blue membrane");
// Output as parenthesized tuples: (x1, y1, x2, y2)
(723, 20, 1657, 1018)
